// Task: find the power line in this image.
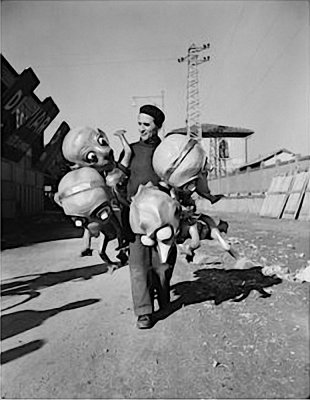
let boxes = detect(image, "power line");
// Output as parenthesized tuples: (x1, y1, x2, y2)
(29, 56, 177, 70)
(200, 6, 281, 115)
(232, 23, 305, 115)
(200, 3, 245, 108)
(244, 12, 281, 69)
(218, 11, 282, 100)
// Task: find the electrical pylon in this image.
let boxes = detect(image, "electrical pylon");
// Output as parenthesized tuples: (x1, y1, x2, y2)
(178, 43, 210, 140)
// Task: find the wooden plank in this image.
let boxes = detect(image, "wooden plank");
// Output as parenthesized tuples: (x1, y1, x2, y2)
(259, 176, 279, 217)
(282, 171, 310, 219)
(297, 177, 310, 221)
(260, 175, 295, 218)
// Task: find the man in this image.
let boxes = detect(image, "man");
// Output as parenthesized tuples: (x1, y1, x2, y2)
(120, 104, 176, 329)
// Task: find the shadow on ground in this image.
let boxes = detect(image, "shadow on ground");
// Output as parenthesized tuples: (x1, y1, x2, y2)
(1, 263, 119, 311)
(1, 298, 101, 341)
(154, 266, 282, 321)
(1, 212, 82, 250)
(1, 340, 46, 365)
(1, 298, 100, 364)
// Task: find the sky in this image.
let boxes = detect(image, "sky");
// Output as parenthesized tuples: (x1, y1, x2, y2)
(1, 0, 309, 162)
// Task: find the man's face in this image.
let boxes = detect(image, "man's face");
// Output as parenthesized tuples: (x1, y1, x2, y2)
(138, 113, 158, 141)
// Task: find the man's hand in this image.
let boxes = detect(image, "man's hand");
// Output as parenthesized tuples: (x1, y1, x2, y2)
(114, 129, 127, 137)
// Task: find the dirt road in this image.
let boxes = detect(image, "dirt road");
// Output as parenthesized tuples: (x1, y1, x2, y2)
(1, 211, 309, 399)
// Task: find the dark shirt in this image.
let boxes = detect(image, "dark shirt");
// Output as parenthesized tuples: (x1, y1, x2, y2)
(119, 136, 161, 200)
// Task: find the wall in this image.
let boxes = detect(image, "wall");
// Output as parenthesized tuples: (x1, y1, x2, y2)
(201, 155, 310, 215)
(1, 157, 45, 219)
(208, 156, 310, 195)
(1, 55, 60, 221)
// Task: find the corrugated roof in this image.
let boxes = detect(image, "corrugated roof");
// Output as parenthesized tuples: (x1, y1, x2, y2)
(167, 123, 254, 138)
(238, 148, 295, 170)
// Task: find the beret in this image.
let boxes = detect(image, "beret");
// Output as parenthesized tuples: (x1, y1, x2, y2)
(139, 104, 165, 128)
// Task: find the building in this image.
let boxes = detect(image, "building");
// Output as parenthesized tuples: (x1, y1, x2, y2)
(168, 123, 254, 175)
(1, 54, 60, 219)
(237, 148, 296, 172)
(36, 121, 72, 209)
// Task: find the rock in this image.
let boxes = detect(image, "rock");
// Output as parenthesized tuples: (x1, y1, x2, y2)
(295, 265, 310, 282)
(232, 257, 259, 270)
(261, 265, 289, 277)
(228, 237, 240, 244)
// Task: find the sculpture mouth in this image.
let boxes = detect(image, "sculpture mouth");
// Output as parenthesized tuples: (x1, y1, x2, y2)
(91, 202, 112, 221)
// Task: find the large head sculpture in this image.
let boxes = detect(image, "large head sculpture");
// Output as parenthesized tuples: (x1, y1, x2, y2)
(152, 134, 207, 189)
(62, 126, 114, 171)
(130, 182, 181, 263)
(54, 167, 115, 236)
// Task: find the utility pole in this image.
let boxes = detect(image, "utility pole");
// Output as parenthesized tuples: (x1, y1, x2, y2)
(178, 43, 210, 140)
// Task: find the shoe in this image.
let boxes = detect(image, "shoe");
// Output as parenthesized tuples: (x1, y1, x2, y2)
(136, 314, 153, 329)
(80, 248, 93, 257)
(210, 194, 225, 204)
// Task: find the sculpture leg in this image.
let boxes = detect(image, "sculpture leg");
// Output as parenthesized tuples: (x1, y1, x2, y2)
(80, 229, 93, 257)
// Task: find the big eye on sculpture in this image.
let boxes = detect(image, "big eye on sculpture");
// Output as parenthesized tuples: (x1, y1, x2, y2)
(85, 151, 98, 164)
(156, 225, 173, 243)
(97, 135, 108, 147)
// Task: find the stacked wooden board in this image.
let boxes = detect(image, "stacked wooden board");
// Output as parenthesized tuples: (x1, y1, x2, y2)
(297, 174, 310, 221)
(260, 175, 294, 218)
(260, 171, 310, 220)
